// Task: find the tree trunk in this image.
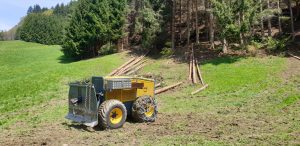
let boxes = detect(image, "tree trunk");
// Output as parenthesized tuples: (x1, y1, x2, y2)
(267, 0, 272, 37)
(239, 11, 244, 47)
(278, 0, 282, 34)
(208, 1, 215, 49)
(288, 0, 295, 40)
(205, 0, 209, 39)
(195, 0, 199, 44)
(179, 0, 182, 42)
(129, 0, 139, 38)
(222, 38, 228, 54)
(187, 0, 191, 46)
(172, 0, 176, 50)
(260, 0, 265, 37)
(296, 0, 300, 20)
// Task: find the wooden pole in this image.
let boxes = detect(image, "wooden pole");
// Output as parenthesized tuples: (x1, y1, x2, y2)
(196, 59, 204, 85)
(288, 53, 300, 60)
(116, 54, 146, 75)
(125, 63, 147, 75)
(192, 45, 198, 84)
(191, 84, 208, 95)
(189, 48, 193, 81)
(109, 57, 136, 76)
(121, 59, 147, 75)
(155, 82, 183, 94)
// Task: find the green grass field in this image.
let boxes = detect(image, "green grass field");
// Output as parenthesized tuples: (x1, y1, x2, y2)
(0, 41, 299, 145)
(0, 41, 126, 127)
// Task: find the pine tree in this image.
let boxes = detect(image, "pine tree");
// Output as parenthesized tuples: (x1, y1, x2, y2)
(27, 6, 33, 14)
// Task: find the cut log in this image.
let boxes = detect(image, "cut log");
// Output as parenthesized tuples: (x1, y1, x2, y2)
(189, 52, 193, 81)
(155, 82, 183, 95)
(122, 60, 147, 75)
(191, 84, 208, 95)
(109, 57, 136, 76)
(288, 53, 300, 60)
(114, 51, 149, 76)
(125, 63, 147, 75)
(192, 45, 198, 84)
(115, 55, 145, 75)
(195, 59, 204, 85)
(155, 82, 162, 88)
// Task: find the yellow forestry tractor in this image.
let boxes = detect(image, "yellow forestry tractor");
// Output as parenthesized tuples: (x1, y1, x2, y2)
(65, 76, 157, 129)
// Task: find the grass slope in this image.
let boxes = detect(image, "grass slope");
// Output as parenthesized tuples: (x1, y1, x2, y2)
(0, 41, 125, 127)
(0, 41, 299, 145)
(142, 56, 300, 145)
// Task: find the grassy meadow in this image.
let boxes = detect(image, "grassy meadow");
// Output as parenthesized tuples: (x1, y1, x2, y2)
(0, 41, 299, 145)
(0, 41, 125, 127)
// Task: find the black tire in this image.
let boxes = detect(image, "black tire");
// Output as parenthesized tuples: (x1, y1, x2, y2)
(132, 95, 158, 122)
(98, 99, 127, 129)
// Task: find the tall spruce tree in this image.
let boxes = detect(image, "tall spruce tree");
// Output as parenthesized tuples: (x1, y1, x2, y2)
(62, 0, 127, 59)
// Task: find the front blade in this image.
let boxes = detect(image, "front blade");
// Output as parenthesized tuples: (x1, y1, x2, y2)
(66, 83, 99, 127)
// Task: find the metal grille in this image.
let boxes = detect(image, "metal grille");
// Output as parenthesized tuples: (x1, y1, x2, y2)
(106, 79, 131, 90)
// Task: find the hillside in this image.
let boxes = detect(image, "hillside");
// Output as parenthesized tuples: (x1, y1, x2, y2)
(0, 41, 299, 145)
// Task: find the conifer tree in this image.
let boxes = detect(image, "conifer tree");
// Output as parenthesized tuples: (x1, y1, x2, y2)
(62, 0, 127, 59)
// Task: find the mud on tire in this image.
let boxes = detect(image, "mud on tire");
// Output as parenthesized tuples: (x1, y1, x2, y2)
(132, 95, 158, 122)
(98, 99, 127, 129)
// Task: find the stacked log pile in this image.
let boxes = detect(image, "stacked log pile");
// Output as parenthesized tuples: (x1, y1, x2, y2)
(108, 54, 148, 76)
(108, 52, 184, 95)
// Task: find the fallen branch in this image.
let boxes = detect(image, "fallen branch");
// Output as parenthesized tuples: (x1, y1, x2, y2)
(191, 84, 209, 95)
(288, 53, 300, 60)
(155, 82, 183, 95)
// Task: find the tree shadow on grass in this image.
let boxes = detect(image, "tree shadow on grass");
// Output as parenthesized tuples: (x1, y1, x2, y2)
(200, 56, 245, 66)
(57, 55, 78, 64)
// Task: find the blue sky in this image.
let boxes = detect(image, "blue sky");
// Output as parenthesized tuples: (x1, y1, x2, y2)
(0, 0, 71, 31)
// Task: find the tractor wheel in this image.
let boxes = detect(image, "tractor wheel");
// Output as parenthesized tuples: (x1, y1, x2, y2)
(132, 95, 158, 122)
(98, 99, 127, 129)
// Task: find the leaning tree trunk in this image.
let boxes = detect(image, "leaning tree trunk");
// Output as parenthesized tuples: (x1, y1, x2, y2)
(267, 0, 272, 37)
(288, 0, 295, 40)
